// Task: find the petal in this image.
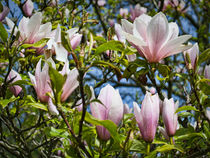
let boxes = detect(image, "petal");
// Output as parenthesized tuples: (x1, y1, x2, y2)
(28, 72, 36, 88)
(67, 28, 79, 38)
(5, 17, 18, 34)
(133, 14, 151, 41)
(70, 34, 82, 50)
(123, 31, 146, 47)
(167, 22, 179, 40)
(48, 98, 59, 115)
(61, 68, 79, 102)
(159, 35, 192, 60)
(133, 102, 142, 125)
(54, 43, 68, 62)
(147, 12, 169, 56)
(121, 19, 133, 34)
(108, 89, 124, 125)
(26, 12, 42, 42)
(60, 60, 70, 75)
(114, 23, 126, 43)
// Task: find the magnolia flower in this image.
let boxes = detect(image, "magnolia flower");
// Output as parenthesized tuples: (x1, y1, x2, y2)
(90, 85, 124, 140)
(47, 25, 82, 62)
(120, 8, 128, 18)
(28, 58, 54, 103)
(130, 4, 147, 21)
(0, 6, 9, 22)
(183, 43, 199, 70)
(7, 70, 22, 97)
(108, 19, 115, 27)
(162, 98, 178, 136)
(133, 92, 160, 143)
(6, 12, 52, 46)
(23, 0, 34, 17)
(59, 61, 79, 102)
(121, 12, 192, 62)
(161, 0, 187, 12)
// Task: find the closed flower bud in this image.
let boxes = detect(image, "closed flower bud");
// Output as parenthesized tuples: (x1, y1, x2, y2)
(0, 6, 9, 21)
(133, 92, 160, 143)
(7, 70, 22, 97)
(23, 0, 34, 17)
(162, 98, 178, 136)
(90, 85, 124, 140)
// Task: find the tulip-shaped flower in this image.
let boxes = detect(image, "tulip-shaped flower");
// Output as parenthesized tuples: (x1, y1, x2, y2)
(47, 25, 82, 62)
(7, 70, 22, 97)
(121, 12, 192, 62)
(0, 6, 9, 22)
(90, 85, 124, 141)
(183, 43, 199, 70)
(162, 98, 178, 137)
(59, 61, 79, 102)
(130, 4, 147, 21)
(6, 12, 52, 46)
(28, 58, 54, 103)
(133, 92, 160, 143)
(23, 0, 34, 17)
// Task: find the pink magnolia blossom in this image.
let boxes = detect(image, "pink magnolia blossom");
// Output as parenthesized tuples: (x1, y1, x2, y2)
(0, 6, 9, 22)
(90, 85, 124, 141)
(6, 12, 52, 45)
(162, 0, 187, 12)
(28, 58, 55, 103)
(7, 70, 22, 97)
(183, 43, 199, 70)
(59, 61, 79, 102)
(47, 25, 82, 62)
(108, 19, 115, 27)
(162, 98, 178, 136)
(133, 92, 160, 143)
(23, 0, 34, 17)
(121, 12, 192, 62)
(130, 4, 147, 21)
(120, 8, 128, 18)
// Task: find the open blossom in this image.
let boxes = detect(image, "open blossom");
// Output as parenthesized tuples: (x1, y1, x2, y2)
(23, 0, 34, 17)
(6, 12, 52, 46)
(161, 0, 187, 12)
(59, 61, 79, 102)
(184, 43, 199, 70)
(130, 4, 147, 21)
(0, 6, 9, 22)
(90, 85, 124, 140)
(47, 25, 82, 62)
(7, 70, 22, 97)
(28, 58, 55, 103)
(133, 92, 160, 143)
(162, 98, 178, 136)
(121, 12, 192, 63)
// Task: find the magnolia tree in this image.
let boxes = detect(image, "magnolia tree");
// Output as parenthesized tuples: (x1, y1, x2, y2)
(0, 0, 209, 157)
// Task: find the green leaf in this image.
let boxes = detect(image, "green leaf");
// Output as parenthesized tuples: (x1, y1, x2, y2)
(175, 105, 199, 113)
(198, 48, 210, 64)
(0, 22, 8, 42)
(95, 40, 124, 55)
(28, 102, 48, 111)
(84, 85, 92, 100)
(0, 97, 18, 108)
(123, 63, 138, 79)
(46, 127, 69, 138)
(178, 112, 194, 117)
(157, 64, 170, 77)
(84, 112, 122, 143)
(21, 38, 49, 48)
(175, 132, 207, 141)
(61, 31, 72, 52)
(49, 66, 65, 99)
(92, 60, 122, 81)
(130, 139, 145, 153)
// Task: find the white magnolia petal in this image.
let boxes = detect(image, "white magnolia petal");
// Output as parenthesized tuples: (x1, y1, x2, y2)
(121, 19, 133, 34)
(54, 43, 68, 62)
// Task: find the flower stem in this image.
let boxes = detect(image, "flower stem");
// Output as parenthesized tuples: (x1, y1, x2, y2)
(170, 137, 174, 145)
(146, 143, 151, 155)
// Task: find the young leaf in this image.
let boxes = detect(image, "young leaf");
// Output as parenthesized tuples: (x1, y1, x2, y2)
(0, 22, 8, 42)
